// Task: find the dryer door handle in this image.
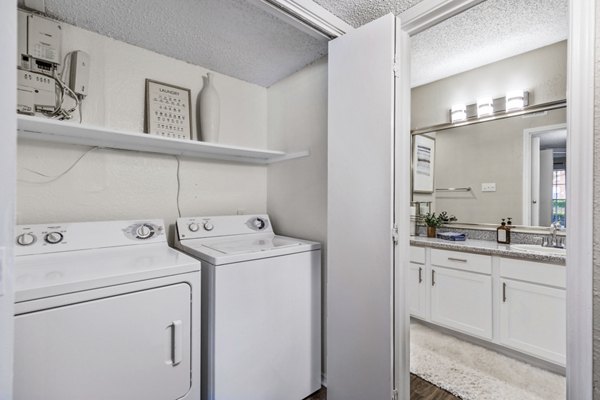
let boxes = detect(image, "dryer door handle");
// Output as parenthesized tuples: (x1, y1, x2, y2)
(171, 320, 183, 366)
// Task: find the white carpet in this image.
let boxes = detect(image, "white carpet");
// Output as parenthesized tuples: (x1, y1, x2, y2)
(410, 322, 565, 400)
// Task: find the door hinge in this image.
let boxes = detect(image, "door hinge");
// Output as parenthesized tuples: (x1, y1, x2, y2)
(393, 388, 399, 400)
(392, 224, 399, 245)
(393, 62, 400, 78)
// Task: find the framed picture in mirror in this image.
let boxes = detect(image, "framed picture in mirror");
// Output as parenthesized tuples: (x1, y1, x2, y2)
(412, 135, 435, 193)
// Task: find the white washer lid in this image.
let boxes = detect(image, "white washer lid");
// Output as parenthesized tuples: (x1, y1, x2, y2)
(202, 236, 304, 255)
(176, 234, 321, 265)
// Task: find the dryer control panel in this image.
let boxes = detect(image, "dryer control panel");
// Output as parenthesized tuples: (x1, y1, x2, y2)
(16, 220, 165, 256)
(176, 215, 273, 240)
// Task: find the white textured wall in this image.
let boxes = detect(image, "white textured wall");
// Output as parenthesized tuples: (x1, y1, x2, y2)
(17, 20, 268, 236)
(0, 2, 16, 400)
(411, 41, 567, 129)
(266, 57, 328, 375)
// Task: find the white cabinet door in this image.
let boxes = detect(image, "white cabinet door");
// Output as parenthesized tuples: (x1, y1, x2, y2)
(499, 279, 566, 365)
(408, 262, 427, 319)
(430, 267, 493, 340)
(14, 284, 192, 400)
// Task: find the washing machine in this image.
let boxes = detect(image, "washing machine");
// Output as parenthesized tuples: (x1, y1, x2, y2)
(13, 219, 201, 400)
(175, 214, 321, 400)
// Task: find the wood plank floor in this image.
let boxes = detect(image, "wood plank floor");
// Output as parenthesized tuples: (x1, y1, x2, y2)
(410, 374, 460, 400)
(303, 375, 460, 400)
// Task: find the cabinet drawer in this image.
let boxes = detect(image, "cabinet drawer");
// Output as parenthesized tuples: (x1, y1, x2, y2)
(409, 246, 426, 264)
(430, 249, 492, 274)
(500, 258, 565, 288)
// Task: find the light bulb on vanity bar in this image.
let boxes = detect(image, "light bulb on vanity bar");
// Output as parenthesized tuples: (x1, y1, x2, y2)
(506, 90, 526, 110)
(450, 104, 467, 123)
(477, 97, 494, 117)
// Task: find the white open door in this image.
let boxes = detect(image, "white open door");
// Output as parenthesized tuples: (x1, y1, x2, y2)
(328, 13, 408, 400)
(394, 23, 411, 400)
(531, 136, 541, 226)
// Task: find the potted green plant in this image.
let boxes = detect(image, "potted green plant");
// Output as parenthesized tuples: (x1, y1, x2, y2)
(423, 211, 457, 238)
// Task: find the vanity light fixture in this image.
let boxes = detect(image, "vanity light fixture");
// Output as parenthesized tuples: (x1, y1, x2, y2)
(477, 97, 494, 117)
(450, 104, 467, 123)
(445, 91, 531, 124)
(506, 90, 526, 110)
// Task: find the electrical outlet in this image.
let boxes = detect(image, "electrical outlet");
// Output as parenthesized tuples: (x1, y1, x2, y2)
(236, 209, 246, 215)
(481, 183, 496, 192)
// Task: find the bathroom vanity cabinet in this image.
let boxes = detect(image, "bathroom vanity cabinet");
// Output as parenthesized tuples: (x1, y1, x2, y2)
(409, 245, 566, 366)
(498, 258, 566, 365)
(408, 247, 427, 319)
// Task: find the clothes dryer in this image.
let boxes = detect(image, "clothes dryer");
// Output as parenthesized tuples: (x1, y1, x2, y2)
(14, 219, 201, 400)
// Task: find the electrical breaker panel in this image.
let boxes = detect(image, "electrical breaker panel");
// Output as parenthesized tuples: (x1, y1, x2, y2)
(17, 69, 57, 113)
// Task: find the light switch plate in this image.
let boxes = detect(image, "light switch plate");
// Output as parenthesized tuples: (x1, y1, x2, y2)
(481, 183, 496, 192)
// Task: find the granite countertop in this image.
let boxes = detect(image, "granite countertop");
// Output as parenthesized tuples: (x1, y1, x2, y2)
(410, 236, 566, 265)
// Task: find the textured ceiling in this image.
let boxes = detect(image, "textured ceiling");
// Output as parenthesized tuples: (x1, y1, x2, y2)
(33, 0, 567, 88)
(410, 0, 568, 86)
(313, 0, 423, 28)
(314, 0, 568, 87)
(40, 0, 328, 87)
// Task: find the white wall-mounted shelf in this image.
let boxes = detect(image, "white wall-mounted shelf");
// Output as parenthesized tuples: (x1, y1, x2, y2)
(17, 115, 309, 165)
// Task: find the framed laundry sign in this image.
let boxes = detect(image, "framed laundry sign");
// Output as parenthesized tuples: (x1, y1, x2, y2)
(144, 79, 192, 140)
(412, 135, 436, 193)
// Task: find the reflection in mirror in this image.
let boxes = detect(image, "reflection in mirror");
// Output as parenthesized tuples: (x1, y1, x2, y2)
(413, 107, 566, 227)
(411, 41, 567, 228)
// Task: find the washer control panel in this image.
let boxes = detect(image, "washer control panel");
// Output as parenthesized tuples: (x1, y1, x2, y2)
(177, 215, 273, 240)
(16, 220, 166, 256)
(123, 222, 162, 241)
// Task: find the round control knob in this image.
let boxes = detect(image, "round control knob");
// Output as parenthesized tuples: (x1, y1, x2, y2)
(253, 218, 266, 230)
(203, 222, 214, 231)
(45, 232, 63, 244)
(17, 233, 36, 246)
(135, 224, 154, 239)
(188, 223, 200, 232)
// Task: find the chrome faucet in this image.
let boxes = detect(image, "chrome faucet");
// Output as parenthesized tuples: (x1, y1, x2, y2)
(542, 221, 565, 248)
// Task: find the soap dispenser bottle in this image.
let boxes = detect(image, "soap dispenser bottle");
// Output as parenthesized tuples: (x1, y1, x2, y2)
(497, 218, 510, 244)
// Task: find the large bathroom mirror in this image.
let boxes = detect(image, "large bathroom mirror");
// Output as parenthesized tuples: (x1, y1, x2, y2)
(411, 40, 567, 228)
(412, 107, 566, 227)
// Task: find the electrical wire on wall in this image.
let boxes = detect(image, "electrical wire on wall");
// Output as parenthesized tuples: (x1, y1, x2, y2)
(18, 146, 99, 184)
(18, 147, 185, 217)
(174, 156, 183, 218)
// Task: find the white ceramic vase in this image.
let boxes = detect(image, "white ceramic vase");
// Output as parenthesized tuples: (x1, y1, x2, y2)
(199, 73, 220, 142)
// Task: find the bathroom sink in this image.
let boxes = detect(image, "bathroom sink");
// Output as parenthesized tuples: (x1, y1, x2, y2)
(510, 244, 566, 256)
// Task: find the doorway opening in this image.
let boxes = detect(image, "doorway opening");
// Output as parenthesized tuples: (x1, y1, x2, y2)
(404, 1, 569, 399)
(523, 124, 568, 228)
